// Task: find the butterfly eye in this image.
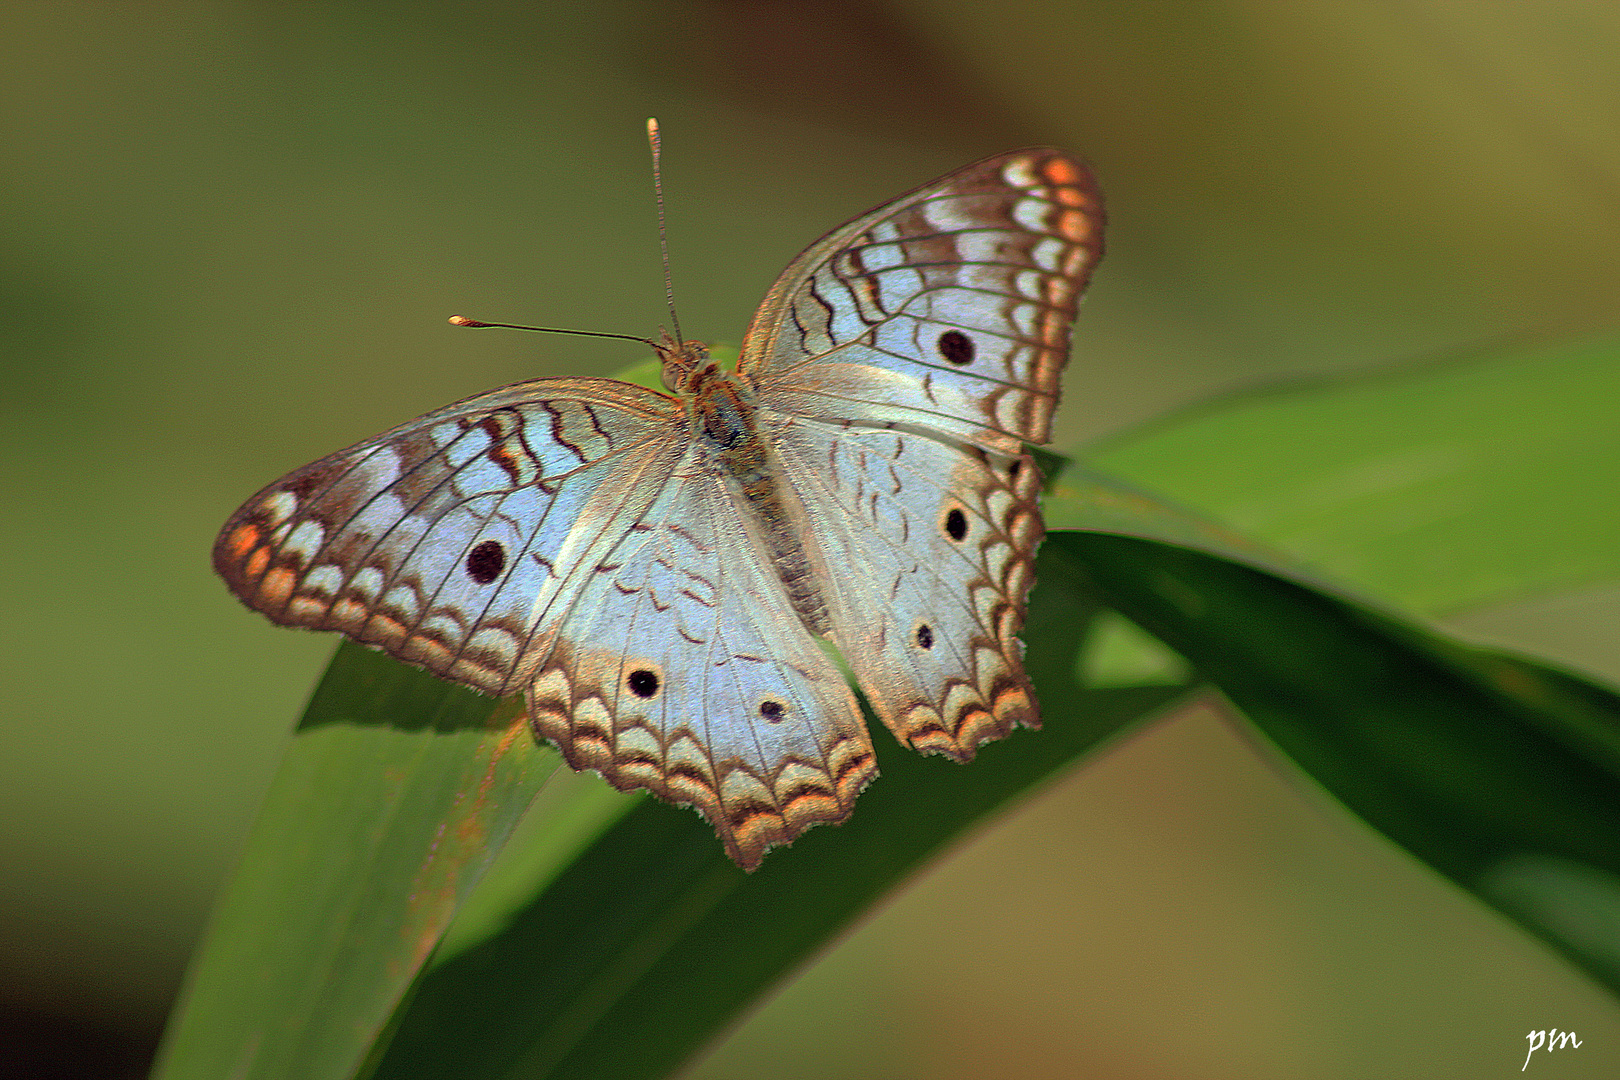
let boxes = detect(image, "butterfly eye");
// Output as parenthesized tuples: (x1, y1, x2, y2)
(465, 540, 506, 584)
(758, 700, 786, 723)
(627, 668, 660, 698)
(942, 507, 968, 543)
(936, 330, 975, 366)
(915, 623, 935, 650)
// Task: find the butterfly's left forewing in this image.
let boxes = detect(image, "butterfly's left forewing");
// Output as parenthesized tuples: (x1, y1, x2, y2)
(214, 378, 688, 697)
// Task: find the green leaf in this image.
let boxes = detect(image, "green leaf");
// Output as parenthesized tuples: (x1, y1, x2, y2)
(368, 538, 1189, 1080)
(1092, 332, 1620, 614)
(163, 333, 1620, 1078)
(156, 468, 1199, 1080)
(1063, 530, 1620, 994)
(150, 642, 621, 1080)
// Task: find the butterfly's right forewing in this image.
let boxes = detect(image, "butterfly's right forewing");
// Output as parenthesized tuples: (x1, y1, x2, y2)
(738, 149, 1103, 451)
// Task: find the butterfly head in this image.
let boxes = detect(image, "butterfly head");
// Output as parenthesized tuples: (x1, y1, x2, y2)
(655, 332, 715, 394)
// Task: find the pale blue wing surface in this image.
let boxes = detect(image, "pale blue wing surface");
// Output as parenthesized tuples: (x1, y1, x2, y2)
(737, 149, 1102, 451)
(215, 378, 688, 697)
(521, 450, 875, 869)
(767, 410, 1043, 758)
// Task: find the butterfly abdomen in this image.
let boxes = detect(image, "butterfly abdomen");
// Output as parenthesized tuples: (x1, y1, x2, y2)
(691, 369, 837, 641)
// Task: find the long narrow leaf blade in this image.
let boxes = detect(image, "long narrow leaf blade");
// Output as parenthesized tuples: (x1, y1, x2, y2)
(152, 643, 570, 1080)
(1091, 333, 1620, 613)
(1065, 531, 1620, 993)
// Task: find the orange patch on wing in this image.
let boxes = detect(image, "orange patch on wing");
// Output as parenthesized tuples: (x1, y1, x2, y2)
(260, 568, 296, 606)
(1053, 184, 1087, 207)
(1058, 208, 1093, 242)
(1042, 156, 1081, 186)
(225, 523, 262, 562)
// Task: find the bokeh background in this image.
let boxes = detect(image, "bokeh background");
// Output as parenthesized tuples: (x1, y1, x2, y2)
(4, 2, 1619, 1076)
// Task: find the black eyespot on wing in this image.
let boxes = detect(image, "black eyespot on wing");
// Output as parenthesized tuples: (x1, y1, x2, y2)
(759, 700, 785, 723)
(937, 330, 974, 366)
(628, 669, 660, 698)
(466, 540, 506, 584)
(915, 623, 934, 650)
(943, 507, 968, 542)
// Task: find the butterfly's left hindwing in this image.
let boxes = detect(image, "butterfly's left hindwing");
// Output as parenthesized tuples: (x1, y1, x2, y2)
(522, 462, 876, 870)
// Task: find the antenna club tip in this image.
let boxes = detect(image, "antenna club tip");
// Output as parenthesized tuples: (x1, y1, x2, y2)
(448, 315, 486, 327)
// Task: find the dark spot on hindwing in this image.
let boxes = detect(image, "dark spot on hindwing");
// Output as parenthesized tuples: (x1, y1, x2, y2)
(465, 539, 506, 583)
(937, 329, 975, 366)
(759, 700, 785, 723)
(943, 507, 968, 542)
(915, 623, 934, 650)
(627, 668, 660, 698)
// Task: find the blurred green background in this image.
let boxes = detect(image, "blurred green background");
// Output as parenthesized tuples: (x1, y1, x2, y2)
(4, 1, 1619, 1076)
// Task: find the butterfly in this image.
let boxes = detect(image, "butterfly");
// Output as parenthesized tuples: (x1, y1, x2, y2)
(215, 146, 1103, 869)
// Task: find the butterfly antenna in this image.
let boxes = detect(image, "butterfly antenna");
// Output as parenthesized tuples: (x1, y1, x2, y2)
(449, 121, 689, 362)
(646, 118, 684, 347)
(447, 316, 660, 352)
